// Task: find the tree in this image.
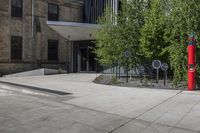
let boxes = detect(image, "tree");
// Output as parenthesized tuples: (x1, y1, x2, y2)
(165, 0, 200, 85)
(141, 0, 200, 85)
(96, 0, 200, 86)
(95, 6, 118, 65)
(140, 0, 169, 61)
(95, 0, 149, 68)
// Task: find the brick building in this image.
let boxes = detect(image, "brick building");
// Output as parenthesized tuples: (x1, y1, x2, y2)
(0, 0, 119, 74)
(0, 0, 83, 74)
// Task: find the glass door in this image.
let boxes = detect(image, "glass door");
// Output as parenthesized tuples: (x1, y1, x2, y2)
(80, 48, 88, 71)
(89, 47, 96, 71)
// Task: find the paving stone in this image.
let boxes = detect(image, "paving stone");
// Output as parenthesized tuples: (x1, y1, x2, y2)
(170, 128, 199, 133)
(57, 122, 107, 133)
(112, 120, 172, 133)
(176, 104, 200, 132)
(0, 74, 200, 133)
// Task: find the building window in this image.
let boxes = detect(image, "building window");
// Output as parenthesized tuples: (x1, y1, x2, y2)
(48, 3, 59, 21)
(11, 36, 22, 60)
(11, 0, 22, 18)
(48, 39, 58, 61)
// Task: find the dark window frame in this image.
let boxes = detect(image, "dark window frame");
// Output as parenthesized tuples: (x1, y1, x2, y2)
(11, 36, 22, 60)
(48, 39, 58, 61)
(11, 0, 23, 18)
(48, 3, 59, 21)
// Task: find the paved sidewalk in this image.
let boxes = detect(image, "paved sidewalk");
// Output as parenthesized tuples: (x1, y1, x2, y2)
(0, 74, 200, 133)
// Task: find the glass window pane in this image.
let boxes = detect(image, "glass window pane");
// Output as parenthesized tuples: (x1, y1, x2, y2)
(48, 3, 59, 21)
(11, 0, 22, 18)
(11, 36, 22, 60)
(48, 39, 58, 61)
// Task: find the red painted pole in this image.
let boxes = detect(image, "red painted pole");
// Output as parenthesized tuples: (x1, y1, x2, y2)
(188, 34, 196, 91)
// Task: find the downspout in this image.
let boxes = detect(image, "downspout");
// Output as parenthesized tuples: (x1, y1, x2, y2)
(32, 0, 34, 38)
(32, 0, 35, 68)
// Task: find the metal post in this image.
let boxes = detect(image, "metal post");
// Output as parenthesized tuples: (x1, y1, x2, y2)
(156, 69, 159, 83)
(68, 41, 71, 74)
(32, 0, 34, 39)
(164, 71, 166, 86)
(116, 63, 117, 79)
(126, 60, 128, 83)
(118, 65, 120, 79)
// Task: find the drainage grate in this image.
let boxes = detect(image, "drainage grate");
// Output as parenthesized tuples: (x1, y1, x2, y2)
(0, 81, 72, 96)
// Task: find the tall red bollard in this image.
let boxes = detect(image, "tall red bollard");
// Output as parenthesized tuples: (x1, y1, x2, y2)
(188, 33, 196, 91)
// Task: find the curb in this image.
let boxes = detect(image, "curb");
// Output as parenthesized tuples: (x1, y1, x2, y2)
(0, 80, 72, 95)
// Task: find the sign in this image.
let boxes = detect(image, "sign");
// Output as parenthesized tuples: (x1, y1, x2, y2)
(161, 63, 169, 71)
(124, 50, 130, 58)
(152, 60, 162, 69)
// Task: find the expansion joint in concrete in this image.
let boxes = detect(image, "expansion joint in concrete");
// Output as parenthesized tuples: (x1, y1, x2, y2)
(108, 91, 182, 133)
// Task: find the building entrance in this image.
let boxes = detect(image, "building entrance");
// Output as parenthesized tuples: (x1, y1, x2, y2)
(73, 41, 100, 73)
(78, 46, 96, 72)
(80, 46, 96, 72)
(80, 48, 87, 71)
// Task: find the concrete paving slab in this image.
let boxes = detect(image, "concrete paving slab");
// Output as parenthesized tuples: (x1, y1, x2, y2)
(176, 104, 200, 131)
(112, 119, 150, 133)
(66, 89, 179, 118)
(23, 114, 76, 133)
(58, 122, 107, 133)
(1, 74, 200, 133)
(0, 74, 103, 97)
(154, 103, 194, 126)
(112, 119, 198, 133)
(0, 85, 131, 133)
(170, 128, 199, 133)
(181, 90, 200, 95)
(138, 93, 200, 126)
(137, 99, 178, 122)
(112, 119, 173, 133)
(61, 107, 130, 132)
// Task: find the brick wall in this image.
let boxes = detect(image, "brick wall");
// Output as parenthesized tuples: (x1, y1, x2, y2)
(0, 0, 83, 74)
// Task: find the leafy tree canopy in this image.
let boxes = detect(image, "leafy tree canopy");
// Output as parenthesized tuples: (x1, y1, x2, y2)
(95, 0, 200, 86)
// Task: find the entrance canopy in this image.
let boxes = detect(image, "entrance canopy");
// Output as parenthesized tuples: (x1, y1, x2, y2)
(47, 21, 101, 41)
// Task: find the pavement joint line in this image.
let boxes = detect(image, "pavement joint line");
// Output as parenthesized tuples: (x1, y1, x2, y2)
(107, 118, 134, 133)
(167, 95, 200, 133)
(66, 90, 182, 133)
(133, 91, 200, 130)
(134, 90, 183, 119)
(0, 81, 72, 96)
(8, 99, 122, 133)
(153, 121, 200, 133)
(107, 90, 183, 133)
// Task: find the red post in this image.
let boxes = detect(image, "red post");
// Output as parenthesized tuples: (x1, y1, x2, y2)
(188, 33, 196, 91)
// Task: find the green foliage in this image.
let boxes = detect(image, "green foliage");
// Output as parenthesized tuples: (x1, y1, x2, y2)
(111, 76, 118, 84)
(95, 0, 149, 66)
(140, 0, 168, 60)
(164, 0, 200, 85)
(95, 6, 118, 65)
(141, 0, 200, 86)
(95, 0, 200, 86)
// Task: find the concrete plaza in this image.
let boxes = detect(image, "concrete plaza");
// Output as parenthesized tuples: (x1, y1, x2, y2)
(0, 74, 200, 133)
